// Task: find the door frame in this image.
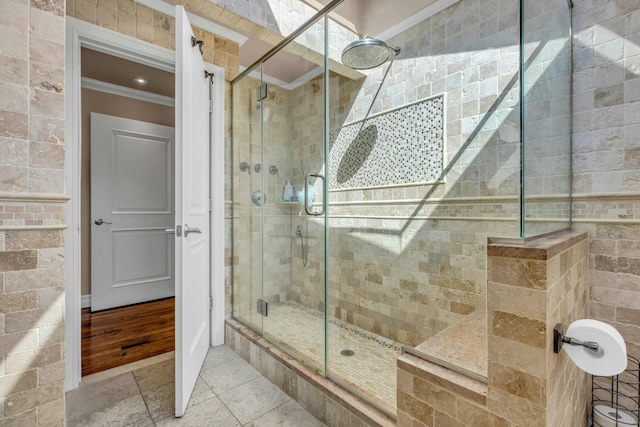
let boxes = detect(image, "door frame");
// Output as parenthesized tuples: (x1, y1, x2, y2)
(64, 17, 226, 391)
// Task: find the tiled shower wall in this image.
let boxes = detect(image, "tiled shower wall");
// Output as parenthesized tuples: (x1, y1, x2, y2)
(571, 0, 640, 360)
(286, 0, 524, 350)
(522, 0, 572, 236)
(0, 0, 67, 423)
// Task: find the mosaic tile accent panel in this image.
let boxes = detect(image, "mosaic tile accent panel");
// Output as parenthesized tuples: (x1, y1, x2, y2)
(328, 95, 444, 190)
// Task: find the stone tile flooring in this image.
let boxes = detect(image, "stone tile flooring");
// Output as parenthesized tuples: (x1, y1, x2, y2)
(66, 346, 325, 427)
(263, 302, 400, 414)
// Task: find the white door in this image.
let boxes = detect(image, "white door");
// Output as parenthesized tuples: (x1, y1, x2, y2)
(174, 5, 211, 417)
(90, 113, 175, 312)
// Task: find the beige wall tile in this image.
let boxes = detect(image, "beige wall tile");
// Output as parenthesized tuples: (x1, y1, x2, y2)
(0, 111, 29, 140)
(488, 257, 547, 290)
(0, 82, 29, 114)
(490, 310, 546, 349)
(0, 370, 37, 397)
(4, 230, 63, 251)
(0, 166, 28, 192)
(4, 344, 62, 375)
(4, 382, 63, 416)
(0, 250, 37, 271)
(0, 290, 37, 313)
(490, 362, 545, 405)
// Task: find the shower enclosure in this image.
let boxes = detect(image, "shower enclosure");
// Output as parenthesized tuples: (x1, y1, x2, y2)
(231, 0, 572, 415)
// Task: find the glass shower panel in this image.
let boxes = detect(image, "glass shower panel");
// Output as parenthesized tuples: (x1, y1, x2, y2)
(522, 0, 572, 237)
(232, 74, 264, 333)
(260, 19, 327, 374)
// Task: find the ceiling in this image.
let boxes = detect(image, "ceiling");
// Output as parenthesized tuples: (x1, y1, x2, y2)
(316, 0, 440, 37)
(81, 48, 174, 97)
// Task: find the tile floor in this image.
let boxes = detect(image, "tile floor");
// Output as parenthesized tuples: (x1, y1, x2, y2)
(66, 345, 326, 426)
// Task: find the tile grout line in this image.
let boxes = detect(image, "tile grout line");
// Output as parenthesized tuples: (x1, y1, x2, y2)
(131, 368, 156, 426)
(207, 372, 247, 427)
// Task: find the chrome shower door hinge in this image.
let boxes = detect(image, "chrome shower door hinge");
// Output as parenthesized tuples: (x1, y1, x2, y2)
(256, 299, 268, 317)
(256, 83, 268, 101)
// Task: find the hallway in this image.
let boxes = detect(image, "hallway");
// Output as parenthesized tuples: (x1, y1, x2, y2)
(66, 345, 325, 426)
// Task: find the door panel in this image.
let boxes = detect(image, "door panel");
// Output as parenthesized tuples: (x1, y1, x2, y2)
(112, 132, 172, 213)
(90, 113, 175, 312)
(111, 228, 172, 285)
(174, 5, 211, 417)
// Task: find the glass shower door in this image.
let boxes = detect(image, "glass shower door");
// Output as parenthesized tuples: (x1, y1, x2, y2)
(231, 74, 264, 334)
(259, 18, 327, 373)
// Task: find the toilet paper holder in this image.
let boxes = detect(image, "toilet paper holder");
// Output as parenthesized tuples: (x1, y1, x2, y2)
(554, 323, 600, 353)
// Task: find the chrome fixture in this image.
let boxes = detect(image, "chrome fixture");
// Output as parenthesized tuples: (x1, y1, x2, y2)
(341, 36, 401, 70)
(269, 165, 279, 175)
(304, 173, 325, 216)
(183, 224, 202, 237)
(254, 163, 261, 173)
(256, 104, 273, 122)
(239, 161, 250, 174)
(296, 224, 308, 267)
(252, 191, 266, 206)
(93, 218, 112, 225)
(165, 225, 182, 236)
(553, 324, 600, 353)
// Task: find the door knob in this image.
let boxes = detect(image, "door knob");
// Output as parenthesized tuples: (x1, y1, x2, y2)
(183, 224, 202, 237)
(94, 218, 112, 225)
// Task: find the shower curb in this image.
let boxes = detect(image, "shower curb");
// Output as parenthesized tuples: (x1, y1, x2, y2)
(225, 318, 397, 427)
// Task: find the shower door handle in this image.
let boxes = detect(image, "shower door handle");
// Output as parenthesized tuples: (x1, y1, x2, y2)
(304, 173, 325, 216)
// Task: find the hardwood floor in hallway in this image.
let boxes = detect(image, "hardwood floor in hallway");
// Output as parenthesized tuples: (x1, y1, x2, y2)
(82, 297, 175, 376)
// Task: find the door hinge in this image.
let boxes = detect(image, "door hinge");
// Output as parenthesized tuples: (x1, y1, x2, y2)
(256, 299, 268, 317)
(209, 100, 213, 113)
(256, 83, 268, 101)
(191, 36, 204, 54)
(209, 198, 213, 212)
(209, 296, 213, 311)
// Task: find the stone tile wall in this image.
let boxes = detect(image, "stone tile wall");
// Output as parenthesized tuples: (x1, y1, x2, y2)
(522, 0, 572, 236)
(232, 0, 576, 363)
(288, 0, 524, 352)
(397, 230, 589, 427)
(571, 1, 640, 360)
(0, 0, 67, 423)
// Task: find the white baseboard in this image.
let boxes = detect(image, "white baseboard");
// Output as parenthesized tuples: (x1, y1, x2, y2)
(81, 294, 91, 309)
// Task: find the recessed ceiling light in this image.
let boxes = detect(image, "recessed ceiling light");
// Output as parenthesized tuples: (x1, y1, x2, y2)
(134, 77, 148, 84)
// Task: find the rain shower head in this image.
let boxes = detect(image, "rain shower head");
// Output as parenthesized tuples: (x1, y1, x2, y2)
(341, 36, 401, 70)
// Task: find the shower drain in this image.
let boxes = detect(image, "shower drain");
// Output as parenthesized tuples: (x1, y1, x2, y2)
(340, 349, 355, 357)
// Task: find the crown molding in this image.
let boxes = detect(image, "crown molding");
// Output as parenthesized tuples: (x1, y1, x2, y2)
(82, 77, 175, 107)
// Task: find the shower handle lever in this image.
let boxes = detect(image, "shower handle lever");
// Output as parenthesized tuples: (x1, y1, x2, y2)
(304, 173, 325, 216)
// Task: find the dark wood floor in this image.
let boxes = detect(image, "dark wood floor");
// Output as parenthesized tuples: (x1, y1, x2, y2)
(81, 297, 175, 376)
